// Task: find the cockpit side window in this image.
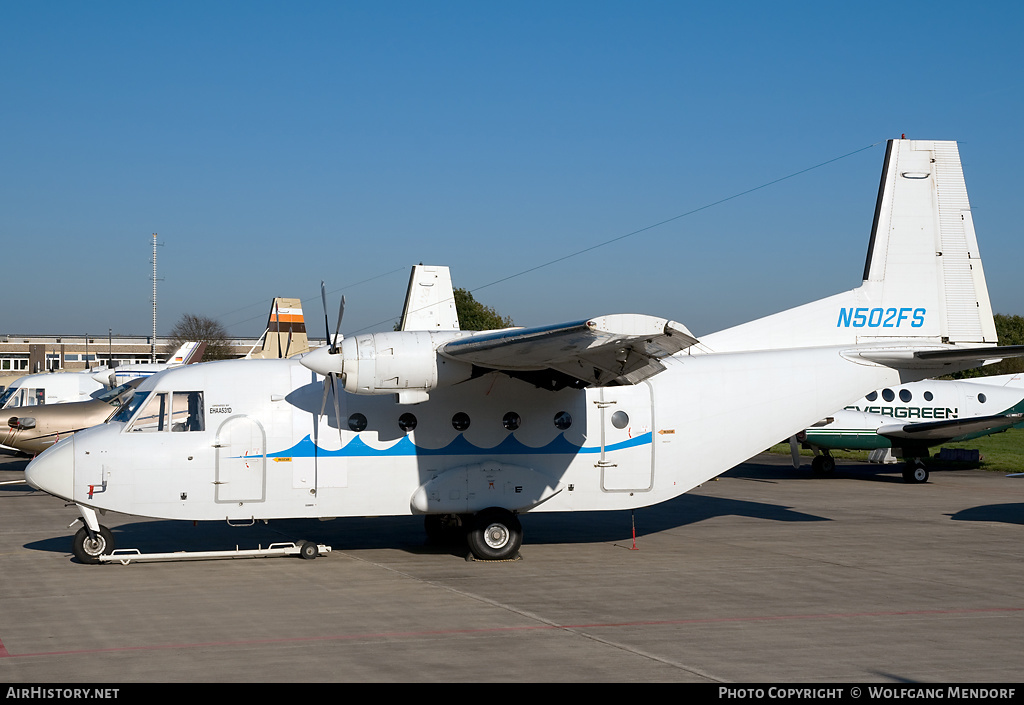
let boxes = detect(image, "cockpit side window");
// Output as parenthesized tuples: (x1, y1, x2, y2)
(170, 392, 204, 432)
(127, 391, 205, 433)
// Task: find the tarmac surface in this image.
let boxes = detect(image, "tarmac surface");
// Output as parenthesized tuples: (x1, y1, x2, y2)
(1, 449, 1022, 684)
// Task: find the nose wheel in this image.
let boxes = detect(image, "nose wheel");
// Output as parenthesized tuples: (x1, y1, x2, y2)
(72, 525, 114, 564)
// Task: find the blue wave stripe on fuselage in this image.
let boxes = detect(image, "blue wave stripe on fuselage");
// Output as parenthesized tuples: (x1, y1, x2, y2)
(265, 432, 652, 459)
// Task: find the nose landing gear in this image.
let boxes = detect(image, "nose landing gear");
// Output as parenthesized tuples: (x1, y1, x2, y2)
(70, 504, 114, 564)
(72, 524, 114, 564)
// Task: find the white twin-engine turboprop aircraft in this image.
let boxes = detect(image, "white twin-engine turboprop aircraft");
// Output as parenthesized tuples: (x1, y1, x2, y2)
(26, 139, 1023, 563)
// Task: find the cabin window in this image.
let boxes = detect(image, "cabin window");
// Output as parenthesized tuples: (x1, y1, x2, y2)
(348, 413, 367, 432)
(554, 411, 572, 430)
(882, 388, 895, 402)
(611, 410, 629, 429)
(451, 412, 470, 431)
(866, 391, 878, 402)
(398, 413, 417, 433)
(924, 391, 933, 401)
(899, 389, 912, 403)
(502, 412, 521, 431)
(978, 393, 987, 404)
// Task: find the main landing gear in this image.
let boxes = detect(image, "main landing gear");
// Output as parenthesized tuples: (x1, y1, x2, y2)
(810, 451, 836, 475)
(425, 507, 523, 561)
(902, 458, 929, 484)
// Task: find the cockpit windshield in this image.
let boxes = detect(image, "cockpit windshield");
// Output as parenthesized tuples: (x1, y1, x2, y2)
(97, 383, 136, 405)
(0, 387, 16, 409)
(110, 391, 149, 424)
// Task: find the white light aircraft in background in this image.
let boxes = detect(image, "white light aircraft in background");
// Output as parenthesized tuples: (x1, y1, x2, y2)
(0, 342, 203, 410)
(26, 139, 1024, 564)
(791, 373, 1024, 482)
(90, 341, 206, 388)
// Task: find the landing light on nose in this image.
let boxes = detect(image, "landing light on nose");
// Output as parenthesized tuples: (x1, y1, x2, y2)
(25, 436, 75, 501)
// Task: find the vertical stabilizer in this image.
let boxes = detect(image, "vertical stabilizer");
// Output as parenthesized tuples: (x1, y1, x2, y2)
(862, 140, 995, 343)
(163, 341, 204, 365)
(399, 265, 460, 331)
(249, 298, 310, 359)
(699, 139, 997, 353)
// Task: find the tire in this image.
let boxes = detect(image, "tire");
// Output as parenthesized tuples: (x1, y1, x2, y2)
(903, 462, 929, 484)
(299, 541, 319, 560)
(466, 508, 522, 561)
(72, 525, 114, 564)
(811, 454, 835, 475)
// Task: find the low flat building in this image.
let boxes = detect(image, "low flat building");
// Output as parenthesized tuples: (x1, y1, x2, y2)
(0, 333, 319, 375)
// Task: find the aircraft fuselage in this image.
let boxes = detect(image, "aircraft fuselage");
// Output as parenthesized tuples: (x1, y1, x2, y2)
(32, 347, 908, 524)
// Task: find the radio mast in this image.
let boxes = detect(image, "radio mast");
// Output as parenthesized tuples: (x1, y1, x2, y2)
(151, 233, 164, 362)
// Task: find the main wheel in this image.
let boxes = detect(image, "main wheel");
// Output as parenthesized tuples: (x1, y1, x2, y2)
(72, 525, 114, 564)
(466, 509, 522, 561)
(903, 461, 929, 484)
(811, 454, 835, 474)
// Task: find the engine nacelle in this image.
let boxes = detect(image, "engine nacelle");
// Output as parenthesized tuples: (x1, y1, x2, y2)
(304, 331, 474, 400)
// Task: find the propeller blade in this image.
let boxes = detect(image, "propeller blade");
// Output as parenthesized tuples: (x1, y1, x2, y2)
(789, 436, 801, 469)
(275, 302, 282, 359)
(320, 372, 331, 418)
(331, 372, 342, 445)
(332, 295, 346, 353)
(321, 281, 331, 348)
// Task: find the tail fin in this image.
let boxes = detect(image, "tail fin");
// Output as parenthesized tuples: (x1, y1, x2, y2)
(398, 265, 460, 331)
(163, 341, 204, 365)
(248, 298, 310, 359)
(183, 342, 206, 364)
(699, 138, 997, 353)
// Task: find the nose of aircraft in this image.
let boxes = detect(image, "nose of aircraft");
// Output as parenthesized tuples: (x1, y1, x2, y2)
(91, 368, 116, 386)
(25, 436, 75, 501)
(300, 344, 342, 378)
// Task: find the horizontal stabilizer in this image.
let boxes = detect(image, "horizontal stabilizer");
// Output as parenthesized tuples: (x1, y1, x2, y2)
(877, 413, 1024, 442)
(439, 314, 697, 386)
(844, 344, 1024, 371)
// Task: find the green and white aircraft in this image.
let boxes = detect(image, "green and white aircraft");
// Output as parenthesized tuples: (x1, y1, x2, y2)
(794, 373, 1024, 483)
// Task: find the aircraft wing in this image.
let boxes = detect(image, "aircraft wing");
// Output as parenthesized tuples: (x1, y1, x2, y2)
(437, 314, 698, 387)
(876, 413, 1024, 442)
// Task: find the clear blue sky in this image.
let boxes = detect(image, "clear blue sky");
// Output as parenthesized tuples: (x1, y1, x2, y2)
(3, 2, 1021, 339)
